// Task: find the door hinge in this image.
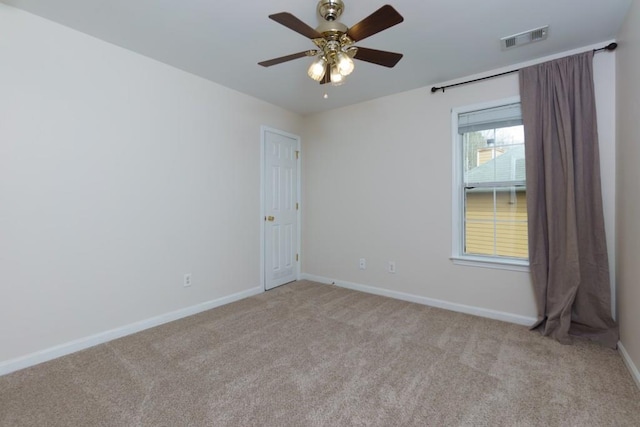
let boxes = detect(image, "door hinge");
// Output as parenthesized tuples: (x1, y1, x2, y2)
(296, 202, 299, 210)
(296, 254, 299, 261)
(296, 150, 299, 159)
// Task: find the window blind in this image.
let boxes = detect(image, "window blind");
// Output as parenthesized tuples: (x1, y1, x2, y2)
(458, 103, 522, 133)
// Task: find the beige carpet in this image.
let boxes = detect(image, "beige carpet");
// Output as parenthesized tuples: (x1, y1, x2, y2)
(1, 280, 639, 426)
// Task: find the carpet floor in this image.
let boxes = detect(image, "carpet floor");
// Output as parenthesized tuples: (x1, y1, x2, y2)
(1, 280, 639, 426)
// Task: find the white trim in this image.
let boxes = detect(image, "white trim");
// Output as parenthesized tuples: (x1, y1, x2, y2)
(296, 135, 302, 281)
(0, 286, 263, 377)
(300, 273, 536, 326)
(300, 273, 335, 285)
(618, 341, 640, 391)
(450, 256, 530, 272)
(260, 126, 302, 291)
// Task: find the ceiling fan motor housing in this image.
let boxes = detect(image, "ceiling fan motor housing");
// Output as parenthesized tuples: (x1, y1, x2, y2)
(318, 0, 344, 21)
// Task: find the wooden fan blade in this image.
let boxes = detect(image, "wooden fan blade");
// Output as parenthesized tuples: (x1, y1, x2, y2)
(269, 12, 323, 39)
(347, 5, 404, 42)
(353, 47, 403, 67)
(259, 50, 316, 67)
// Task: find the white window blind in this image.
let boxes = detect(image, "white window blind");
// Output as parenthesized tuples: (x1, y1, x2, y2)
(457, 103, 522, 134)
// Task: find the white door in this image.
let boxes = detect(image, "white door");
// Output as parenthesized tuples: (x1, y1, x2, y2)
(263, 128, 299, 290)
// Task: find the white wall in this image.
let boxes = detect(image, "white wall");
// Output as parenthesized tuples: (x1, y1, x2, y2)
(0, 5, 301, 364)
(301, 47, 617, 322)
(616, 0, 640, 385)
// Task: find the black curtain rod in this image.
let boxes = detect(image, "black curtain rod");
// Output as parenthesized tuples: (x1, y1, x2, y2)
(430, 42, 618, 94)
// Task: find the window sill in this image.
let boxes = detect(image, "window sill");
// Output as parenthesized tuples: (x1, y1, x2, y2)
(450, 255, 530, 272)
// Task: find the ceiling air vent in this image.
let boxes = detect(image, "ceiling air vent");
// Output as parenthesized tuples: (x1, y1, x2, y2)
(501, 25, 549, 50)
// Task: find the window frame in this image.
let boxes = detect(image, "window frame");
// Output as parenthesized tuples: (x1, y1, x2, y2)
(451, 97, 530, 272)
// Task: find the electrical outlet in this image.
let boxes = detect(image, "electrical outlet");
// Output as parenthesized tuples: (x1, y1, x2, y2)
(183, 273, 192, 287)
(388, 261, 396, 274)
(359, 258, 366, 270)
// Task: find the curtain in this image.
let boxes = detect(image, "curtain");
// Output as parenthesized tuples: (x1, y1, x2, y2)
(519, 51, 618, 348)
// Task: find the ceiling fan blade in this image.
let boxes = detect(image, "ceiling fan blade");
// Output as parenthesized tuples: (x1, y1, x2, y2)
(269, 12, 323, 39)
(258, 50, 317, 67)
(353, 47, 403, 67)
(347, 5, 404, 42)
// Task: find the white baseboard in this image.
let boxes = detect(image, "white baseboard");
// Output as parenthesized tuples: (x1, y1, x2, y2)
(0, 286, 263, 377)
(300, 273, 537, 326)
(618, 341, 640, 390)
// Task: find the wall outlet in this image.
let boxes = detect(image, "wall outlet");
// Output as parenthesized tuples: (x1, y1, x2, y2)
(359, 258, 366, 270)
(183, 273, 192, 287)
(388, 261, 396, 274)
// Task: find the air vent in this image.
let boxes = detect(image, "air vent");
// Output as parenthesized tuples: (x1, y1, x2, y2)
(501, 25, 549, 50)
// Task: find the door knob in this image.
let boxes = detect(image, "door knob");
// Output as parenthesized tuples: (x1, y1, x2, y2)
(267, 216, 275, 222)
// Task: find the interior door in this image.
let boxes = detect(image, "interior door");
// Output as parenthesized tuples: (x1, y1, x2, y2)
(264, 129, 299, 290)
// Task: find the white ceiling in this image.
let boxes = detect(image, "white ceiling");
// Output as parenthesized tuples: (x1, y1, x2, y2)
(2, 0, 632, 115)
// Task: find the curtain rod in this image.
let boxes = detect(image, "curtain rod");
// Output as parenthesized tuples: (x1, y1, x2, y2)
(430, 42, 618, 94)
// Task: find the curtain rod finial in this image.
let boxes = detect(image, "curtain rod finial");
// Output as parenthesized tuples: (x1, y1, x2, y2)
(595, 42, 618, 53)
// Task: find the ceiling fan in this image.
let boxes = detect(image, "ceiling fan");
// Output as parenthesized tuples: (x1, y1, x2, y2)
(258, 0, 404, 85)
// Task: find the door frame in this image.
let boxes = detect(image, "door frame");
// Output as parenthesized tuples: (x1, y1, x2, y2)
(260, 126, 301, 291)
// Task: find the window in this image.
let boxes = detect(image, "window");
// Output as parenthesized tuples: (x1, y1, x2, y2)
(452, 98, 528, 270)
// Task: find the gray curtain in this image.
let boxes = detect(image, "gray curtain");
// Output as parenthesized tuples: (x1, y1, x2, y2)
(519, 51, 618, 348)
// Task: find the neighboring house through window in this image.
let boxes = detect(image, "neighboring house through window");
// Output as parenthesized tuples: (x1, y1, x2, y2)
(451, 98, 529, 270)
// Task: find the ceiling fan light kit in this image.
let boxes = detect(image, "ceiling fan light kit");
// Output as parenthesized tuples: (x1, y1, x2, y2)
(308, 56, 328, 80)
(259, 1, 404, 86)
(336, 51, 355, 75)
